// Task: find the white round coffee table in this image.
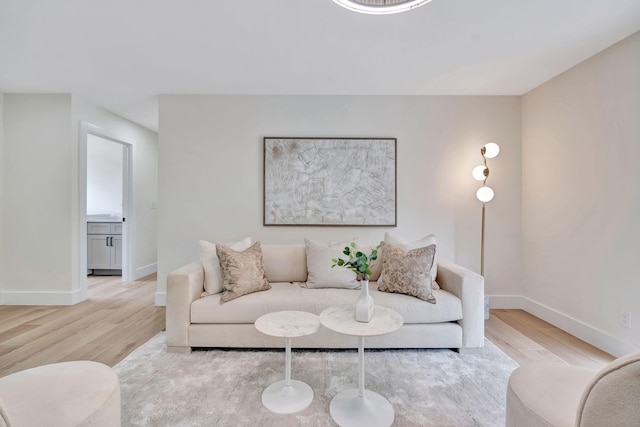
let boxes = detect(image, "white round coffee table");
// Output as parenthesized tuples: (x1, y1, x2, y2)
(320, 304, 403, 427)
(255, 310, 321, 414)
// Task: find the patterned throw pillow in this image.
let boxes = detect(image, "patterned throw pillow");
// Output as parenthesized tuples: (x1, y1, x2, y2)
(382, 232, 439, 289)
(199, 237, 252, 296)
(377, 241, 437, 302)
(216, 241, 271, 304)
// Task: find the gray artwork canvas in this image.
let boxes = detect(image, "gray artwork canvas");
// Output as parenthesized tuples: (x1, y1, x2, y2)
(264, 138, 396, 226)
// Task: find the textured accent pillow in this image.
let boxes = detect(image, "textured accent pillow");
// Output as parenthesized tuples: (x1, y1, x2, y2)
(377, 241, 437, 301)
(303, 238, 359, 289)
(383, 232, 439, 289)
(199, 237, 251, 296)
(216, 241, 271, 304)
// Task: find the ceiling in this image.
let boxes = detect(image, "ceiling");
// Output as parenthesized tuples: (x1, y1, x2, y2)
(1, 0, 639, 132)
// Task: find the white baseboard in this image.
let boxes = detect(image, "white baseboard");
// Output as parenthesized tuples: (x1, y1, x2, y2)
(155, 292, 166, 307)
(488, 295, 639, 357)
(0, 289, 86, 306)
(133, 263, 157, 280)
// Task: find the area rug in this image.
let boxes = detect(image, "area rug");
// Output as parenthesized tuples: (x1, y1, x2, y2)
(114, 333, 518, 426)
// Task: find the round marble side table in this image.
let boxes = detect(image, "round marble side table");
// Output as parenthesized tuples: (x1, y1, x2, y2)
(320, 304, 404, 427)
(254, 310, 321, 414)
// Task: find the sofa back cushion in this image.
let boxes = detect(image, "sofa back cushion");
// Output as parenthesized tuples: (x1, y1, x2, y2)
(261, 242, 385, 284)
(261, 244, 307, 282)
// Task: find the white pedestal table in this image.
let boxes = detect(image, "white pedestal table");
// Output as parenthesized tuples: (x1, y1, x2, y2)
(254, 310, 321, 414)
(319, 304, 404, 427)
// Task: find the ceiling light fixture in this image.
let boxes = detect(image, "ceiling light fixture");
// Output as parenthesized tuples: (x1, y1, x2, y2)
(333, 0, 433, 15)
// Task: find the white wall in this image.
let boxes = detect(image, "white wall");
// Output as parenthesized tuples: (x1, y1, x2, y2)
(522, 32, 640, 355)
(87, 134, 123, 216)
(157, 95, 522, 304)
(1, 95, 76, 303)
(0, 94, 158, 305)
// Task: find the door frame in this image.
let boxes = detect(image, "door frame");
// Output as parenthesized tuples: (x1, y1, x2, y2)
(79, 121, 134, 296)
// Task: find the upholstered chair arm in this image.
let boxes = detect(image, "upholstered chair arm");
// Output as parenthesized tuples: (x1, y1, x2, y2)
(0, 396, 11, 427)
(576, 351, 640, 426)
(436, 260, 485, 351)
(166, 262, 204, 353)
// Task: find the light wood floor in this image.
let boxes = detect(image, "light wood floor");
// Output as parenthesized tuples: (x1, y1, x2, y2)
(487, 309, 614, 369)
(0, 275, 614, 378)
(0, 274, 165, 377)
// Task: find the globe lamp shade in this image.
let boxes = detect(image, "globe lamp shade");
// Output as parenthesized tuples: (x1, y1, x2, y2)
(472, 165, 487, 181)
(476, 186, 494, 203)
(483, 142, 500, 159)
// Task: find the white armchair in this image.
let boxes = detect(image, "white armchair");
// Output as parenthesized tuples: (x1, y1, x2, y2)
(0, 361, 121, 427)
(506, 351, 640, 426)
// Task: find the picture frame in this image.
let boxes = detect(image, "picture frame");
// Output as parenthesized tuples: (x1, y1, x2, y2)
(263, 137, 397, 226)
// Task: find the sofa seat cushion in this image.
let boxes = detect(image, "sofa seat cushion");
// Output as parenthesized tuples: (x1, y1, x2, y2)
(191, 281, 462, 324)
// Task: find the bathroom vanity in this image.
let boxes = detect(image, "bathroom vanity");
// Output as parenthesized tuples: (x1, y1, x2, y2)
(87, 220, 122, 275)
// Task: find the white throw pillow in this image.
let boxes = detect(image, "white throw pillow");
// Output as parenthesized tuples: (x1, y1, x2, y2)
(199, 237, 251, 296)
(303, 238, 359, 289)
(382, 232, 439, 289)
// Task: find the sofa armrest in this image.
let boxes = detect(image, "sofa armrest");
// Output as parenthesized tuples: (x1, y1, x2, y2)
(166, 262, 204, 352)
(436, 260, 484, 350)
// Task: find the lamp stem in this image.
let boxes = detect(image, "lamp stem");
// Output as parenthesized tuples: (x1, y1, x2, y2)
(481, 202, 485, 277)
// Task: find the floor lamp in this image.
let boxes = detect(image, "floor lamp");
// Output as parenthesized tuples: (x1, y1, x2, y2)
(472, 142, 499, 277)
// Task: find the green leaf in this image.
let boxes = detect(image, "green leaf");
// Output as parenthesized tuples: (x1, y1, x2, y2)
(330, 243, 381, 279)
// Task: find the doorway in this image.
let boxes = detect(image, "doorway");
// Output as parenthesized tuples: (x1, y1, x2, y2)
(79, 122, 133, 299)
(86, 134, 125, 276)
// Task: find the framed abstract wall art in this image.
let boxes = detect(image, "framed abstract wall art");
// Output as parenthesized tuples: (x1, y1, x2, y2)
(263, 137, 397, 226)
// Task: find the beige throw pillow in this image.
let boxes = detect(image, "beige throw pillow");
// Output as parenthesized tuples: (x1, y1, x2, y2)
(303, 238, 358, 289)
(383, 232, 439, 289)
(199, 237, 251, 296)
(377, 241, 437, 302)
(216, 241, 271, 304)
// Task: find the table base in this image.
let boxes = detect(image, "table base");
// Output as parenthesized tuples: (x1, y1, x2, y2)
(329, 389, 394, 427)
(261, 379, 314, 414)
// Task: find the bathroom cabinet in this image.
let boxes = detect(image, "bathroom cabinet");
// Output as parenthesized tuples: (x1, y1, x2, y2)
(87, 222, 122, 274)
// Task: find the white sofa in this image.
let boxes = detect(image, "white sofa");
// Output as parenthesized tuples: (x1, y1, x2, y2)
(166, 243, 484, 353)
